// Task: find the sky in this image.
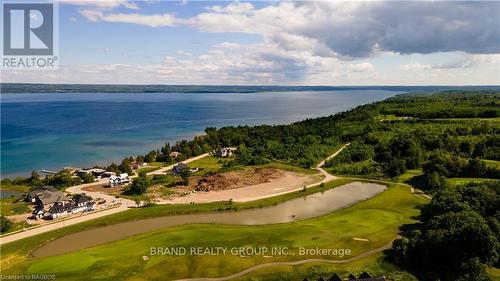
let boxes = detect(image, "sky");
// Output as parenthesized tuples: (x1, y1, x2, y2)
(2, 0, 500, 85)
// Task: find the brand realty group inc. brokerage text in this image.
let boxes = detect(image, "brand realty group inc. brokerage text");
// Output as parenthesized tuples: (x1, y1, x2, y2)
(150, 246, 352, 257)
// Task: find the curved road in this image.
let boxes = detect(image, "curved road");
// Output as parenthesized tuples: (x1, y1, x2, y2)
(315, 143, 350, 182)
(0, 147, 354, 246)
(175, 237, 394, 281)
(0, 153, 209, 245)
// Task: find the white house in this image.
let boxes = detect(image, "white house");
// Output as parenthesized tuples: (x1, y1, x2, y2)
(215, 147, 237, 157)
(109, 173, 130, 187)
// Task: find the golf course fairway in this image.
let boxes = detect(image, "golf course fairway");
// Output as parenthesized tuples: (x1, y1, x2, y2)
(2, 183, 428, 281)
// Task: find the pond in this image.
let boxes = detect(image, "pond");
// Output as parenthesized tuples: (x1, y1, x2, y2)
(0, 190, 23, 199)
(32, 181, 386, 257)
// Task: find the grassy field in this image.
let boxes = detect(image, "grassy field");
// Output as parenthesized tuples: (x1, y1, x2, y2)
(187, 156, 322, 177)
(0, 183, 31, 192)
(446, 177, 500, 186)
(393, 169, 423, 184)
(484, 159, 500, 169)
(261, 162, 322, 175)
(0, 179, 353, 270)
(376, 114, 414, 122)
(0, 197, 30, 216)
(325, 160, 383, 179)
(137, 162, 165, 174)
(233, 254, 417, 281)
(2, 182, 427, 281)
(424, 117, 500, 122)
(188, 156, 224, 175)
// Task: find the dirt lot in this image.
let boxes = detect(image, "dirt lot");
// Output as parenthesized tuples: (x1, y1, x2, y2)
(155, 167, 322, 204)
(81, 182, 125, 195)
(180, 167, 287, 192)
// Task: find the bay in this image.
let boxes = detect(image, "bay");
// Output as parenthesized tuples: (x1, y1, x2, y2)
(1, 90, 400, 177)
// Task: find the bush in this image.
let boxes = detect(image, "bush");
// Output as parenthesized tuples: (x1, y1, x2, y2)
(80, 173, 95, 183)
(126, 176, 151, 195)
(0, 216, 13, 233)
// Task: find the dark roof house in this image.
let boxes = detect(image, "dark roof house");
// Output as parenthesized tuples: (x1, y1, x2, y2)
(302, 272, 388, 281)
(358, 272, 371, 279)
(328, 273, 343, 281)
(173, 163, 188, 174)
(48, 201, 76, 215)
(28, 186, 68, 206)
(27, 185, 59, 199)
(73, 193, 93, 206)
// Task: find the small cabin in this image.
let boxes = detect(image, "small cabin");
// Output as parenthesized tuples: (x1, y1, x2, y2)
(215, 147, 237, 157)
(173, 163, 188, 174)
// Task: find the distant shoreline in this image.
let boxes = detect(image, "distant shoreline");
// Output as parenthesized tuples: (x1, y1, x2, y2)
(2, 83, 499, 94)
(1, 90, 400, 178)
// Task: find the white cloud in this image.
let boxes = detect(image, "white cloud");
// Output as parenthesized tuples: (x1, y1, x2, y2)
(208, 2, 254, 14)
(80, 1, 500, 58)
(60, 0, 139, 10)
(81, 10, 176, 27)
(176, 50, 192, 56)
(216, 42, 241, 49)
(349, 62, 374, 72)
(401, 54, 500, 71)
(400, 63, 432, 71)
(6, 1, 499, 85)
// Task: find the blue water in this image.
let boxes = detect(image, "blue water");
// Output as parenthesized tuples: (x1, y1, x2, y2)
(1, 90, 400, 177)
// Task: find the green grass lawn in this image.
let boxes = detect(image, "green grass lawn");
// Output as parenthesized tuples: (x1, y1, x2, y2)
(483, 159, 500, 169)
(0, 184, 31, 217)
(446, 177, 500, 186)
(487, 267, 500, 281)
(376, 114, 414, 122)
(424, 117, 500, 122)
(188, 156, 224, 175)
(0, 179, 352, 270)
(393, 169, 423, 184)
(187, 157, 322, 178)
(0, 198, 31, 216)
(0, 183, 31, 192)
(233, 254, 417, 281)
(325, 160, 383, 179)
(2, 182, 427, 281)
(137, 162, 167, 174)
(259, 162, 321, 175)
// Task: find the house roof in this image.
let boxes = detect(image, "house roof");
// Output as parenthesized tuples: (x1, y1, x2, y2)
(30, 186, 68, 205)
(358, 272, 371, 279)
(173, 163, 188, 171)
(27, 185, 59, 197)
(48, 202, 76, 214)
(73, 193, 93, 205)
(328, 273, 342, 281)
(302, 272, 388, 281)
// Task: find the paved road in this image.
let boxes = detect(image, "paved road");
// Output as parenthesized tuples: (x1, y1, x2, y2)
(0, 206, 125, 245)
(148, 153, 210, 175)
(0, 153, 210, 246)
(175, 237, 395, 281)
(156, 145, 352, 204)
(66, 180, 135, 207)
